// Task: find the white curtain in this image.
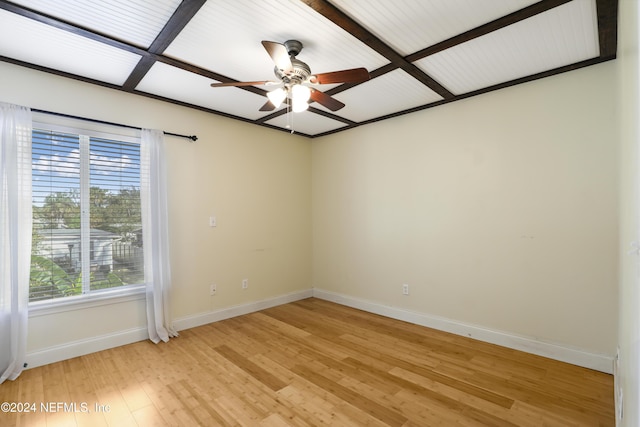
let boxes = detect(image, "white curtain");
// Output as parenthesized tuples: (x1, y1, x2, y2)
(0, 103, 32, 383)
(140, 129, 177, 343)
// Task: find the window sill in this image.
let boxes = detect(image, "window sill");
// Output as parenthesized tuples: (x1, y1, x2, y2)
(28, 285, 146, 317)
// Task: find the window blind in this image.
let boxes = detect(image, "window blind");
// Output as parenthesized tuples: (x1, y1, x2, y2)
(30, 129, 144, 302)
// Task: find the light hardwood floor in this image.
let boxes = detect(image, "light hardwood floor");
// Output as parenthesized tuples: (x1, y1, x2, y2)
(0, 298, 614, 426)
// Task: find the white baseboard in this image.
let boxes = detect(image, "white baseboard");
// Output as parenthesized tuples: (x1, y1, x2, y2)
(25, 289, 313, 369)
(26, 287, 612, 374)
(312, 288, 614, 374)
(25, 326, 148, 369)
(173, 289, 314, 331)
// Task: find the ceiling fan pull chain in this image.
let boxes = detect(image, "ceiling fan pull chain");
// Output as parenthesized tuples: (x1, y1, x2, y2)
(289, 102, 294, 134)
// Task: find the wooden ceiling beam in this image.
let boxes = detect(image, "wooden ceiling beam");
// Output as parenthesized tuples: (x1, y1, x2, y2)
(122, 0, 207, 90)
(596, 0, 618, 59)
(299, 0, 454, 99)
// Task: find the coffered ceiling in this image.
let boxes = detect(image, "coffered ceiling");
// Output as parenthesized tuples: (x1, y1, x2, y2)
(0, 0, 618, 137)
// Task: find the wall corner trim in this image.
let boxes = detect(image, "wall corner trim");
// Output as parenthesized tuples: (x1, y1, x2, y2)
(312, 288, 614, 374)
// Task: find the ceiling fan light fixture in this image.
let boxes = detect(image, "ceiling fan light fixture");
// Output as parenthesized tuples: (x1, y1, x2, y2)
(291, 83, 311, 102)
(292, 100, 309, 113)
(291, 84, 311, 112)
(267, 87, 287, 108)
(211, 40, 369, 113)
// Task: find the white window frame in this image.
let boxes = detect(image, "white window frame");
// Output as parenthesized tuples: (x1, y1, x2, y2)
(29, 114, 146, 314)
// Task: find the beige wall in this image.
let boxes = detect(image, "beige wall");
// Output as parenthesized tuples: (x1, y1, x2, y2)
(0, 43, 621, 372)
(0, 61, 312, 355)
(618, 0, 640, 424)
(312, 62, 619, 356)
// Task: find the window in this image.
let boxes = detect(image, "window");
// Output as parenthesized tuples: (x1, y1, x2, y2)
(29, 124, 144, 303)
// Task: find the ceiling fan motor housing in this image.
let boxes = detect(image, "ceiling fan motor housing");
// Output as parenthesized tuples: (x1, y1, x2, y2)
(290, 58, 311, 81)
(274, 58, 311, 83)
(272, 39, 310, 84)
(283, 39, 303, 56)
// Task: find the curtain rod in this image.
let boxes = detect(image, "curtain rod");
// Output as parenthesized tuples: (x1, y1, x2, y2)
(32, 108, 198, 142)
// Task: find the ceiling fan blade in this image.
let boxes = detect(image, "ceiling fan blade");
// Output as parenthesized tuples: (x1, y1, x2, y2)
(310, 88, 345, 111)
(259, 100, 277, 111)
(261, 41, 293, 74)
(210, 80, 271, 87)
(311, 67, 370, 85)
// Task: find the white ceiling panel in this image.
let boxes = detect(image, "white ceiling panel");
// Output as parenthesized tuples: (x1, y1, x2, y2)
(7, 0, 181, 48)
(320, 70, 444, 123)
(331, 0, 539, 56)
(415, 0, 599, 95)
(0, 9, 141, 85)
(0, 0, 616, 138)
(163, 0, 389, 84)
(136, 62, 268, 121)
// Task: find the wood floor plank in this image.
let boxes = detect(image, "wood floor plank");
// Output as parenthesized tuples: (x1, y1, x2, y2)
(215, 345, 288, 392)
(0, 298, 614, 426)
(277, 384, 347, 426)
(292, 363, 408, 426)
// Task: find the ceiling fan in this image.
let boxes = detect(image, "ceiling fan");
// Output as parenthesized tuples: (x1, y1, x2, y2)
(210, 40, 370, 113)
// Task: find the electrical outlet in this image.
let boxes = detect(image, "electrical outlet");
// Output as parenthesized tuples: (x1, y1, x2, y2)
(242, 279, 248, 289)
(402, 284, 409, 295)
(210, 284, 216, 296)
